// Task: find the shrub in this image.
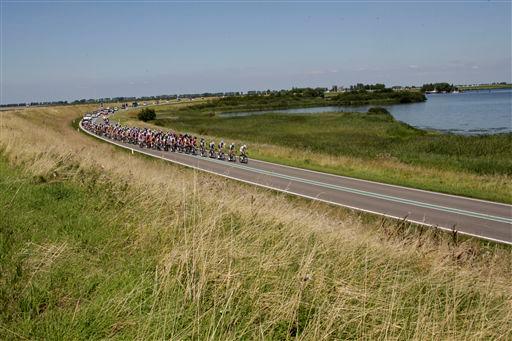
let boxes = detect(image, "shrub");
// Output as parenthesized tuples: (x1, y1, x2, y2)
(137, 108, 156, 122)
(400, 96, 412, 103)
(367, 107, 390, 115)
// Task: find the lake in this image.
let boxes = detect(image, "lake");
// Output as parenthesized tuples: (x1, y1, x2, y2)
(220, 89, 512, 135)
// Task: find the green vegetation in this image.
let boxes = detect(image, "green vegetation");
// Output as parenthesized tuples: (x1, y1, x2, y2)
(1, 107, 511, 339)
(348, 83, 386, 91)
(421, 82, 458, 93)
(137, 107, 156, 122)
(183, 88, 425, 114)
(148, 104, 512, 202)
(0, 159, 137, 339)
(367, 106, 391, 115)
(331, 89, 426, 104)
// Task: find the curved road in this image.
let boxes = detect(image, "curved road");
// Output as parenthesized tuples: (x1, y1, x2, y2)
(80, 120, 512, 245)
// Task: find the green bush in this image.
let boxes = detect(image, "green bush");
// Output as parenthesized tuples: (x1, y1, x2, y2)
(137, 108, 156, 122)
(421, 82, 458, 93)
(367, 107, 390, 115)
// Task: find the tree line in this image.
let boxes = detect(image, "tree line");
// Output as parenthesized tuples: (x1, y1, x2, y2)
(2, 83, 431, 108)
(420, 83, 458, 93)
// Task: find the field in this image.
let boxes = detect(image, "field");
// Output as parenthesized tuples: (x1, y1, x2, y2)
(1, 105, 511, 339)
(114, 101, 512, 203)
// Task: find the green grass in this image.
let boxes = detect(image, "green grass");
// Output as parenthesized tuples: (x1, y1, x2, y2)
(1, 150, 512, 339)
(0, 160, 143, 339)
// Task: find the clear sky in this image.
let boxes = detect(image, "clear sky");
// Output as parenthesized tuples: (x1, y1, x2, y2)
(1, 0, 511, 103)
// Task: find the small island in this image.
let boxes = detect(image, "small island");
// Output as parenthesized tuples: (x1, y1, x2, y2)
(183, 84, 427, 115)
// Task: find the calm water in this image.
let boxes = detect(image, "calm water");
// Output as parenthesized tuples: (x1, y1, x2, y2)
(220, 89, 512, 135)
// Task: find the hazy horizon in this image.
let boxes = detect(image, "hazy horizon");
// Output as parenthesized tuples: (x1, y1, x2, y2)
(1, 1, 511, 104)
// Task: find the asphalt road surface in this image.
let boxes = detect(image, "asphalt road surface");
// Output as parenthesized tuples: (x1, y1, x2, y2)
(80, 120, 512, 245)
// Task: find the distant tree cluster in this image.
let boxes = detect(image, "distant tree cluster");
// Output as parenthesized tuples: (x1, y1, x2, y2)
(137, 108, 156, 122)
(0, 100, 68, 108)
(289, 87, 327, 97)
(421, 83, 458, 93)
(2, 92, 240, 108)
(245, 87, 327, 97)
(349, 83, 386, 91)
(332, 89, 425, 104)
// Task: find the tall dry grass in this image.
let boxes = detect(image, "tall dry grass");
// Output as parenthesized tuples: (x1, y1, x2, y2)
(0, 106, 511, 339)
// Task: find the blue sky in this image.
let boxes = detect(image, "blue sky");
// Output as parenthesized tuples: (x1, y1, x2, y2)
(1, 1, 511, 103)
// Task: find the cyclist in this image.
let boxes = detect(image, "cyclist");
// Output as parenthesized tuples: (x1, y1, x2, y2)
(190, 136, 197, 154)
(209, 141, 216, 157)
(239, 144, 248, 163)
(199, 138, 206, 156)
(217, 140, 225, 159)
(240, 144, 247, 157)
(228, 142, 236, 161)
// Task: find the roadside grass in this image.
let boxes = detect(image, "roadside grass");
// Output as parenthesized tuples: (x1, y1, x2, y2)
(113, 105, 512, 203)
(1, 106, 512, 339)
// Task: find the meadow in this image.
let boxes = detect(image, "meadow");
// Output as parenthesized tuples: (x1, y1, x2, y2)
(0, 105, 511, 339)
(114, 101, 512, 203)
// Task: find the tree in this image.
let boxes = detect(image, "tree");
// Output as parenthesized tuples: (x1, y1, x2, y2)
(421, 82, 457, 93)
(137, 108, 156, 122)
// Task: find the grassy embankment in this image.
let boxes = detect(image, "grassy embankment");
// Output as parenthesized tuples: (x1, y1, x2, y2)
(1, 106, 511, 339)
(114, 93, 512, 203)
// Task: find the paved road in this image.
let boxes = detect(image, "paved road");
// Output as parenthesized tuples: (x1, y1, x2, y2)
(80, 121, 512, 244)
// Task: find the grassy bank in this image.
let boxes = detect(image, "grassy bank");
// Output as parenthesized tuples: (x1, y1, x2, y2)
(1, 106, 511, 339)
(115, 104, 512, 203)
